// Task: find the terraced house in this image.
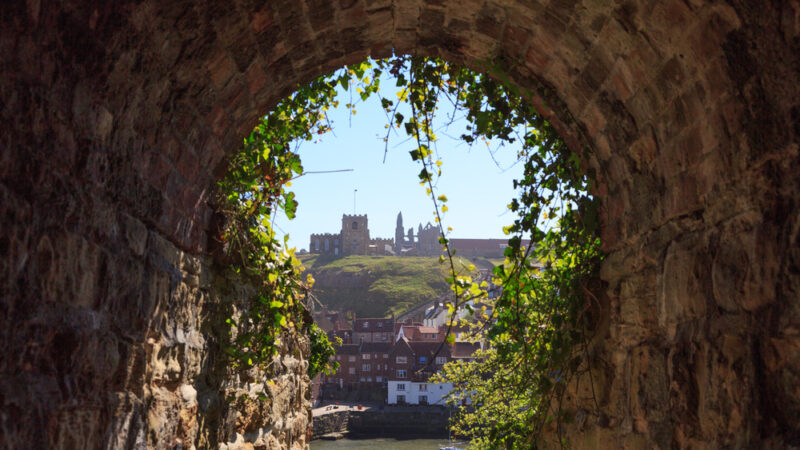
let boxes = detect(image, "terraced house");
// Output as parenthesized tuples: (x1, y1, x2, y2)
(353, 317, 395, 343)
(387, 338, 480, 405)
(319, 314, 480, 405)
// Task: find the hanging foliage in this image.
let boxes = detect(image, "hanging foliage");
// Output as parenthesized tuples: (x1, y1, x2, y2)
(215, 54, 602, 446)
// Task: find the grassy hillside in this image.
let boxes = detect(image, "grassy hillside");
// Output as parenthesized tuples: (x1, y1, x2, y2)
(299, 254, 478, 317)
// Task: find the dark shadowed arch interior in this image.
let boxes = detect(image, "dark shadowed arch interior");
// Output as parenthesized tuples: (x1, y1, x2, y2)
(1, 0, 798, 448)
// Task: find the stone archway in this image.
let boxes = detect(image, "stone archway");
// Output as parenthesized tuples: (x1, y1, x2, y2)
(1, 0, 798, 448)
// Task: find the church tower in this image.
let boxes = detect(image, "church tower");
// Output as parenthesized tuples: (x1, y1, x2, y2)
(395, 212, 405, 253)
(341, 214, 369, 255)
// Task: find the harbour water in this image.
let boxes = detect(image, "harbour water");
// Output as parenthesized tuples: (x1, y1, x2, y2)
(310, 438, 462, 449)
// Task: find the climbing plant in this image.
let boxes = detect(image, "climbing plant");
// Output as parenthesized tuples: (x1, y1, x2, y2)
(214, 75, 342, 379)
(215, 54, 602, 446)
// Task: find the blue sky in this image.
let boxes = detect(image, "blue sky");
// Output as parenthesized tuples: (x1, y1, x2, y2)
(272, 75, 526, 252)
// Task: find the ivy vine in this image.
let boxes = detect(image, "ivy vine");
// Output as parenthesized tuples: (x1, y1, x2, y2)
(215, 54, 602, 446)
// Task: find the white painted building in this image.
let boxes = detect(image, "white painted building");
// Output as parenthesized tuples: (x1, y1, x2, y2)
(387, 380, 455, 405)
(423, 305, 448, 329)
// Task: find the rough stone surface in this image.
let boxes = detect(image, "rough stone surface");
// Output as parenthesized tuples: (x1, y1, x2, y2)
(1, 0, 799, 448)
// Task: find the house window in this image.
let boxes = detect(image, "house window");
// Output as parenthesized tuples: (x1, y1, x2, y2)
(367, 377, 372, 382)
(362, 354, 370, 360)
(382, 334, 388, 341)
(376, 376, 382, 382)
(348, 355, 356, 362)
(336, 355, 341, 361)
(377, 322, 382, 328)
(436, 356, 447, 365)
(419, 383, 427, 392)
(419, 395, 428, 405)
(348, 367, 355, 374)
(383, 354, 388, 359)
(360, 377, 365, 382)
(397, 369, 406, 378)
(324, 239, 329, 251)
(315, 239, 320, 251)
(363, 322, 369, 328)
(362, 364, 371, 371)
(397, 395, 405, 404)
(419, 356, 427, 363)
(396, 356, 407, 364)
(397, 383, 405, 391)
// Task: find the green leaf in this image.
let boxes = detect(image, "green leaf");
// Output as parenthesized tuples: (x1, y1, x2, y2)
(418, 168, 430, 182)
(283, 191, 298, 219)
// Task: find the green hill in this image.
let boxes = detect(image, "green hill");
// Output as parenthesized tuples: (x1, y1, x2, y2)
(299, 254, 478, 317)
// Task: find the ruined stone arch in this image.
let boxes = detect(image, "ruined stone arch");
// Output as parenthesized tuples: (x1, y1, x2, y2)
(1, 0, 798, 448)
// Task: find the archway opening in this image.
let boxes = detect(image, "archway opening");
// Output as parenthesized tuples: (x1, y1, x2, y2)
(216, 55, 601, 447)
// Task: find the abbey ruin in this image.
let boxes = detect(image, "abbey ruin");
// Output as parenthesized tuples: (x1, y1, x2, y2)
(309, 211, 519, 258)
(1, 0, 798, 448)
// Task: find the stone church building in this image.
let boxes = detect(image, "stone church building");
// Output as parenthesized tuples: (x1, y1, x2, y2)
(309, 214, 394, 256)
(311, 211, 520, 258)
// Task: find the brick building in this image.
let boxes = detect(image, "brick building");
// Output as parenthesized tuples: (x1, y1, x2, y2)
(352, 317, 395, 343)
(324, 343, 360, 388)
(319, 313, 479, 392)
(358, 341, 392, 385)
(386, 338, 480, 405)
(387, 338, 472, 382)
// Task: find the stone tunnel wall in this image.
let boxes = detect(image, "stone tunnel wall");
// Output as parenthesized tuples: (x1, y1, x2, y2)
(0, 192, 312, 448)
(1, 0, 799, 448)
